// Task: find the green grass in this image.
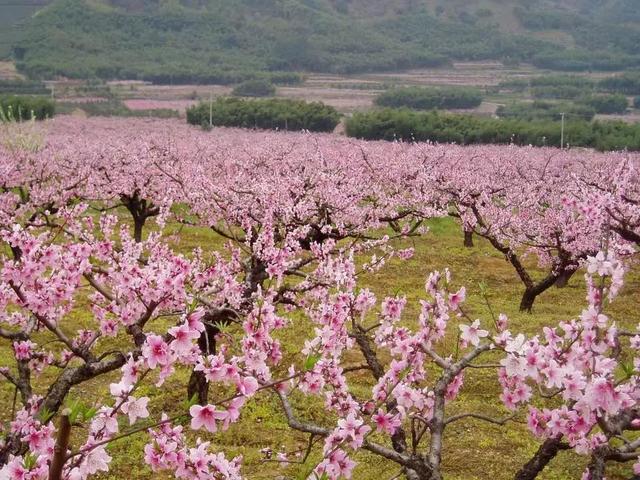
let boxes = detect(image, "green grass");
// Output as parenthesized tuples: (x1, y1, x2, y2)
(1, 214, 637, 479)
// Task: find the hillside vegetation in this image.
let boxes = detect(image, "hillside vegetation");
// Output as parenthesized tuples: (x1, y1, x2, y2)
(4, 0, 640, 82)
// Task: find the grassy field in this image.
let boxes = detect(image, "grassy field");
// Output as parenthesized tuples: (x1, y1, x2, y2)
(2, 213, 636, 479)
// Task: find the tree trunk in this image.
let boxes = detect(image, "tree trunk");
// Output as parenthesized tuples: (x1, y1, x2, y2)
(49, 411, 72, 480)
(519, 288, 537, 313)
(463, 230, 474, 248)
(587, 451, 607, 480)
(405, 457, 438, 480)
(187, 310, 236, 405)
(520, 270, 566, 312)
(404, 468, 421, 480)
(121, 191, 159, 243)
(187, 252, 265, 404)
(515, 437, 567, 480)
(10, 244, 22, 261)
(188, 370, 209, 405)
(0, 433, 26, 466)
(133, 217, 145, 243)
(187, 321, 219, 405)
(353, 328, 435, 479)
(554, 269, 576, 288)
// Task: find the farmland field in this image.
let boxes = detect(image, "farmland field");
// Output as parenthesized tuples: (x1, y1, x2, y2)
(41, 62, 640, 126)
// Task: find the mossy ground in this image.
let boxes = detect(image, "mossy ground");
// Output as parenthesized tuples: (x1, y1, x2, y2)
(1, 215, 637, 479)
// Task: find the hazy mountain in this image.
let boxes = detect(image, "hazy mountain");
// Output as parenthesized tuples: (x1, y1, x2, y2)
(2, 0, 639, 82)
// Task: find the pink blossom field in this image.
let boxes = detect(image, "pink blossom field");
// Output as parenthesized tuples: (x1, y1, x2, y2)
(0, 116, 638, 480)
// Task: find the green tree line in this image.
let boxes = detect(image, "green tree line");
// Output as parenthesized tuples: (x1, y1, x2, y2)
(345, 108, 640, 152)
(374, 87, 483, 110)
(186, 97, 341, 132)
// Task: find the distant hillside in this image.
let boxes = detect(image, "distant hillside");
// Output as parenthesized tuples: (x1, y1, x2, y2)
(4, 0, 640, 83)
(0, 1, 49, 59)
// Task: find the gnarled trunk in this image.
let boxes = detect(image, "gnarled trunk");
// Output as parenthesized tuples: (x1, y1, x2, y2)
(519, 270, 567, 313)
(515, 437, 567, 480)
(133, 217, 145, 243)
(188, 370, 209, 406)
(121, 191, 160, 243)
(586, 449, 608, 480)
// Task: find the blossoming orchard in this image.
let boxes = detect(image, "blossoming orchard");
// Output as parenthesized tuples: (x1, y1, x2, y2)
(0, 116, 639, 480)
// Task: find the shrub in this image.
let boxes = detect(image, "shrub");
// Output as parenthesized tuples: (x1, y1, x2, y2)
(497, 79, 529, 92)
(499, 76, 596, 95)
(267, 72, 305, 85)
(581, 94, 629, 114)
(187, 97, 341, 132)
(599, 72, 640, 94)
(514, 5, 579, 30)
(497, 101, 596, 122)
(0, 95, 54, 121)
(374, 87, 483, 110)
(231, 79, 276, 98)
(532, 51, 640, 72)
(634, 96, 640, 109)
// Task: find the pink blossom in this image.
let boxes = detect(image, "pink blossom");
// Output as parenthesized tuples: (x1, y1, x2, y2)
(168, 322, 200, 353)
(459, 320, 488, 347)
(13, 340, 36, 361)
(121, 396, 150, 425)
(448, 287, 465, 310)
(236, 376, 259, 397)
(189, 404, 226, 433)
(142, 334, 171, 369)
(372, 409, 401, 435)
(79, 445, 112, 476)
